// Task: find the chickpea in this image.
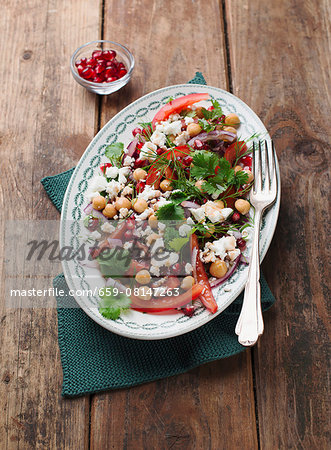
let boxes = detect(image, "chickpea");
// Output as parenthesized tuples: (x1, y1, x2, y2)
(146, 233, 159, 246)
(243, 169, 254, 183)
(214, 200, 225, 210)
(234, 165, 243, 173)
(133, 168, 147, 181)
(195, 107, 205, 119)
(223, 126, 237, 135)
(235, 199, 251, 215)
(210, 259, 228, 278)
(115, 197, 132, 211)
(133, 198, 148, 213)
(148, 214, 158, 229)
(92, 195, 107, 211)
(195, 180, 206, 192)
(102, 204, 116, 218)
(135, 286, 152, 301)
(181, 276, 195, 291)
(187, 122, 202, 137)
(224, 113, 240, 127)
(160, 179, 173, 192)
(135, 269, 151, 285)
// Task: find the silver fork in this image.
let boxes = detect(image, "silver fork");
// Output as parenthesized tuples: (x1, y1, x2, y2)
(235, 140, 278, 346)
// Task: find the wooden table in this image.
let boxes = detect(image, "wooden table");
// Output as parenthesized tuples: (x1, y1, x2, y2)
(1, 1, 330, 448)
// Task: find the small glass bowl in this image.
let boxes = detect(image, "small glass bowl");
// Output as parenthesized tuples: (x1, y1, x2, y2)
(70, 40, 134, 95)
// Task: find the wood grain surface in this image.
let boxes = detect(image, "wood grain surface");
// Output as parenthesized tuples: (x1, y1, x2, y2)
(0, 0, 330, 449)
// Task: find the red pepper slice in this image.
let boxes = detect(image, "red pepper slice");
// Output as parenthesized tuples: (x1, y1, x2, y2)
(145, 163, 160, 189)
(224, 140, 248, 166)
(152, 93, 210, 128)
(131, 283, 204, 312)
(191, 234, 218, 314)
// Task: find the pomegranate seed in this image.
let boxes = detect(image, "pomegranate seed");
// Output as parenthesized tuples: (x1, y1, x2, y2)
(81, 67, 95, 79)
(118, 62, 125, 70)
(183, 156, 193, 166)
(134, 159, 145, 169)
(172, 263, 181, 275)
(132, 127, 142, 137)
(76, 58, 87, 67)
(87, 217, 99, 232)
(237, 238, 246, 250)
(100, 162, 112, 173)
(108, 50, 116, 59)
(208, 106, 214, 111)
(240, 156, 252, 167)
(118, 69, 127, 78)
(126, 217, 135, 229)
(95, 64, 106, 74)
(106, 76, 118, 82)
(136, 142, 143, 149)
(232, 212, 241, 223)
(194, 139, 204, 150)
(104, 67, 118, 78)
(77, 65, 84, 75)
(156, 148, 164, 155)
(93, 76, 105, 83)
(92, 50, 102, 59)
(142, 126, 152, 137)
(86, 57, 97, 67)
(102, 50, 113, 60)
(182, 305, 195, 317)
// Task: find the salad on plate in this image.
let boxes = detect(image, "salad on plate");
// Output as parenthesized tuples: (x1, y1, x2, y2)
(82, 93, 255, 320)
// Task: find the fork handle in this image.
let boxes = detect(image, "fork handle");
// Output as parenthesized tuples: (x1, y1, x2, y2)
(235, 209, 264, 346)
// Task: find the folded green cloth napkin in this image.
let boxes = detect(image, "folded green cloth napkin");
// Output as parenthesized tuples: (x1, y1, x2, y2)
(41, 73, 275, 397)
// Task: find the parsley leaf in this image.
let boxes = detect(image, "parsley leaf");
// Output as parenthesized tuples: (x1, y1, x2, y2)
(155, 202, 185, 221)
(97, 248, 131, 278)
(105, 142, 124, 167)
(198, 118, 216, 133)
(171, 178, 204, 200)
(201, 99, 223, 121)
(169, 191, 188, 205)
(168, 236, 189, 252)
(191, 151, 220, 179)
(163, 226, 180, 251)
(99, 290, 131, 320)
(180, 109, 196, 118)
(234, 170, 249, 188)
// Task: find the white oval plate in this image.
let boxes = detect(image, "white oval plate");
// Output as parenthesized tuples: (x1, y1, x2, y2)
(60, 84, 280, 340)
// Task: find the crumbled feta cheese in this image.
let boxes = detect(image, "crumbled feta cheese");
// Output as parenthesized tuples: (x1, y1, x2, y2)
(138, 185, 161, 202)
(166, 252, 179, 267)
(185, 263, 193, 274)
(184, 116, 195, 125)
(178, 224, 191, 237)
(90, 230, 101, 240)
(228, 249, 240, 261)
(156, 120, 182, 136)
(123, 241, 133, 250)
(86, 175, 108, 200)
(101, 222, 116, 234)
(136, 207, 154, 220)
(123, 156, 134, 167)
(168, 113, 181, 121)
(190, 207, 205, 222)
(141, 225, 152, 237)
(119, 207, 129, 218)
(204, 202, 223, 223)
(106, 166, 119, 178)
(118, 167, 130, 184)
(158, 222, 166, 232)
(174, 131, 190, 146)
(140, 142, 157, 160)
(220, 208, 233, 220)
(210, 236, 236, 260)
(105, 180, 122, 199)
(122, 186, 133, 196)
(150, 130, 166, 147)
(156, 197, 171, 208)
(186, 217, 194, 226)
(150, 265, 160, 277)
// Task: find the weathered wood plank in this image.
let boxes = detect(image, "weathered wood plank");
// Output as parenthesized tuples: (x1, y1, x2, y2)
(225, 0, 331, 448)
(90, 1, 258, 449)
(0, 0, 100, 448)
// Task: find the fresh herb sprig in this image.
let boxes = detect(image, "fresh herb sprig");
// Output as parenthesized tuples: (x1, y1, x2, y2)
(105, 142, 124, 167)
(99, 290, 131, 320)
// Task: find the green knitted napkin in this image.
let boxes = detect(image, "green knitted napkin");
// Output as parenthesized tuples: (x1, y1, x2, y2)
(41, 73, 275, 397)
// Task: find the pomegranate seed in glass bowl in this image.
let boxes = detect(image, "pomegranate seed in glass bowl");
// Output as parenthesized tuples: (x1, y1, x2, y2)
(70, 40, 134, 95)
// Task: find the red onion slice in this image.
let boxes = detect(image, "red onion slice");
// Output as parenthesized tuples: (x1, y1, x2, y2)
(122, 138, 139, 165)
(90, 209, 108, 224)
(181, 200, 200, 209)
(210, 255, 241, 288)
(188, 130, 236, 146)
(84, 203, 93, 214)
(107, 238, 123, 248)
